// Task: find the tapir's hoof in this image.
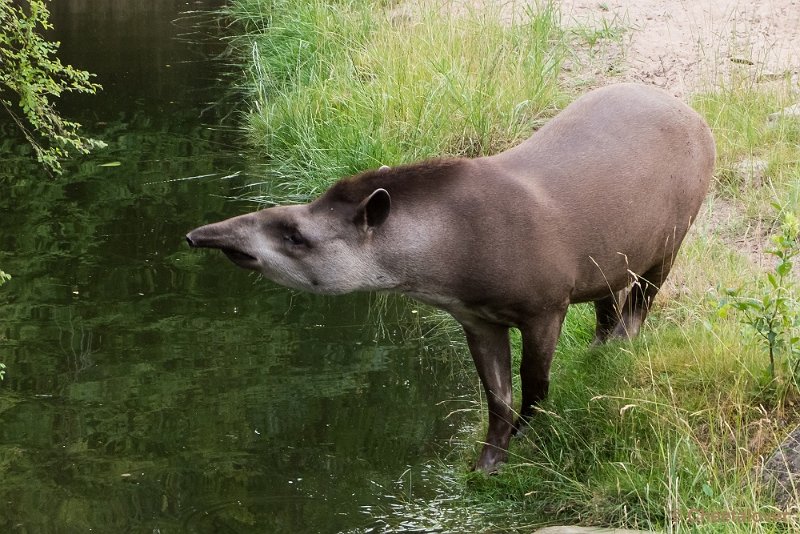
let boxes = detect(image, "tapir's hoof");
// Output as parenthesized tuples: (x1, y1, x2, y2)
(471, 461, 500, 475)
(590, 335, 606, 348)
(472, 447, 508, 474)
(511, 417, 531, 437)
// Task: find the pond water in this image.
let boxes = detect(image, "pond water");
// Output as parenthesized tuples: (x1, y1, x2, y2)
(0, 2, 474, 532)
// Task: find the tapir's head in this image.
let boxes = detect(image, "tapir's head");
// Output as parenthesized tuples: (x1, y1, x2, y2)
(186, 187, 393, 295)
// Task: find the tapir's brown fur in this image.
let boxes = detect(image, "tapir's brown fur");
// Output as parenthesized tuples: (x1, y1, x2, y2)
(186, 83, 716, 472)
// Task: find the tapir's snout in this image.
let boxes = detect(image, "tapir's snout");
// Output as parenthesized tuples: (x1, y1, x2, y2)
(185, 223, 222, 249)
(185, 220, 259, 268)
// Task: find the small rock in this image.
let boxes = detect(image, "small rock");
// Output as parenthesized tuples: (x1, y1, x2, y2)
(732, 158, 768, 187)
(758, 70, 789, 82)
(768, 103, 800, 123)
(761, 426, 800, 509)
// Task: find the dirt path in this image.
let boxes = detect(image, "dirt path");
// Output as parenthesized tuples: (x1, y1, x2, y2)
(560, 0, 800, 96)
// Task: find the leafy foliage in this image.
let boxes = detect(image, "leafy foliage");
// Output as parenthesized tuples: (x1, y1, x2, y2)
(719, 208, 800, 389)
(0, 0, 105, 174)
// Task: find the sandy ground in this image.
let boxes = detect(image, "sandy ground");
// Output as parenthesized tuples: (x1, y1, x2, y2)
(448, 0, 800, 96)
(559, 0, 800, 96)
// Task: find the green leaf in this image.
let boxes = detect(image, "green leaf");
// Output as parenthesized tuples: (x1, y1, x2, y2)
(0, 0, 103, 174)
(768, 272, 778, 288)
(768, 331, 778, 345)
(99, 161, 121, 167)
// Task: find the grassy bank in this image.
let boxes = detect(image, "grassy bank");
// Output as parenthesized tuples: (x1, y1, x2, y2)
(226, 0, 566, 200)
(226, 0, 800, 531)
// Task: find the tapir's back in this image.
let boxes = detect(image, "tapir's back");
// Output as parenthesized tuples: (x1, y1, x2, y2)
(489, 83, 715, 300)
(493, 83, 714, 210)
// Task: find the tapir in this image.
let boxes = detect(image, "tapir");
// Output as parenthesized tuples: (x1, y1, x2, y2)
(186, 83, 715, 472)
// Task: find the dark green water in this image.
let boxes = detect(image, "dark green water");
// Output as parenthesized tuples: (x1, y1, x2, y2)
(0, 2, 473, 532)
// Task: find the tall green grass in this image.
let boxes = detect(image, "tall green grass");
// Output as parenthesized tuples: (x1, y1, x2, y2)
(226, 0, 566, 200)
(460, 319, 788, 531)
(374, 307, 798, 532)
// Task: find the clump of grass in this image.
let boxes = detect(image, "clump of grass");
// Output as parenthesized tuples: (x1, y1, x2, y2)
(512, 324, 767, 526)
(403, 314, 797, 532)
(569, 11, 627, 51)
(692, 76, 800, 201)
(226, 0, 566, 200)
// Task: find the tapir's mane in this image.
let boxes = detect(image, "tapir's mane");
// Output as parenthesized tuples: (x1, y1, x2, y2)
(321, 158, 465, 204)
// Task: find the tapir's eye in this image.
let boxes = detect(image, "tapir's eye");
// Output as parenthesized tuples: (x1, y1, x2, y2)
(283, 231, 306, 247)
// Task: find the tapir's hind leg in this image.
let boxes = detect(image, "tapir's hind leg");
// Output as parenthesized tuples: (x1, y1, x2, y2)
(592, 291, 624, 345)
(513, 307, 568, 435)
(611, 259, 674, 339)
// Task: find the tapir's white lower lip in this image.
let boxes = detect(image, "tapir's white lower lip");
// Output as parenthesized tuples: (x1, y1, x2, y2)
(220, 247, 257, 264)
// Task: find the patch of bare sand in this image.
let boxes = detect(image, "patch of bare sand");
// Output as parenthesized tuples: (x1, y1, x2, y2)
(393, 1, 800, 96)
(560, 0, 800, 96)
(458, 0, 800, 96)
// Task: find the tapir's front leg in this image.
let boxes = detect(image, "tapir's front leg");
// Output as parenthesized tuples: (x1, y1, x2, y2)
(462, 320, 513, 472)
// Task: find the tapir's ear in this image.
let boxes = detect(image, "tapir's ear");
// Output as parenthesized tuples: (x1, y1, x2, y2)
(354, 188, 391, 230)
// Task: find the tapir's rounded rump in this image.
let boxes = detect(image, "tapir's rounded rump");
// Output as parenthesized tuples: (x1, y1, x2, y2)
(186, 83, 715, 473)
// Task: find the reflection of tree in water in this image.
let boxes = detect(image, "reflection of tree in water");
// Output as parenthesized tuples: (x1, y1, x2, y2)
(57, 309, 100, 378)
(0, 117, 469, 530)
